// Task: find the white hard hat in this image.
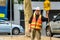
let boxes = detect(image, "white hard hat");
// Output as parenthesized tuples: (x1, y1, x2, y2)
(35, 7, 40, 10)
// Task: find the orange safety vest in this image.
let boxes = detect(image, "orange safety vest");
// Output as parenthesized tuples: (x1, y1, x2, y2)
(30, 13, 42, 29)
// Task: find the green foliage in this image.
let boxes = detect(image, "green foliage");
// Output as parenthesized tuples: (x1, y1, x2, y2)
(18, 0, 23, 4)
(12, 0, 14, 4)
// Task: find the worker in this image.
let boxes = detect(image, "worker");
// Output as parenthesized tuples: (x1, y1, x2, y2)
(29, 7, 48, 40)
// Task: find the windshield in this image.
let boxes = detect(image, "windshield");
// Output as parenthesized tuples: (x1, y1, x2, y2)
(56, 14, 60, 20)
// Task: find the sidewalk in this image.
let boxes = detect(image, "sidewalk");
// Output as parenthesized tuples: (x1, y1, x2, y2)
(0, 35, 60, 40)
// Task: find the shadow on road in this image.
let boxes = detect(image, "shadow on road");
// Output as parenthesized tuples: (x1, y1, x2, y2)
(0, 33, 25, 36)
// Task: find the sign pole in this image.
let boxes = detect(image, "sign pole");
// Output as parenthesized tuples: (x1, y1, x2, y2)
(44, 0, 51, 40)
(10, 0, 12, 37)
(47, 10, 52, 40)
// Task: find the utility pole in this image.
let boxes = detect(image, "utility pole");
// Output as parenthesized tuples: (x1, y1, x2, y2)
(24, 0, 33, 35)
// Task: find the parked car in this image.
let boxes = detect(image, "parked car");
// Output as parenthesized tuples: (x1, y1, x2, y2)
(0, 20, 24, 35)
(46, 13, 60, 36)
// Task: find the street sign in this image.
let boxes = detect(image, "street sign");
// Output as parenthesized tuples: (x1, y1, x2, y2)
(44, 0, 51, 11)
(0, 0, 8, 19)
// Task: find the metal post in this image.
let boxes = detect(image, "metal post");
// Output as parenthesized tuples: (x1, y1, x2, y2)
(10, 0, 12, 37)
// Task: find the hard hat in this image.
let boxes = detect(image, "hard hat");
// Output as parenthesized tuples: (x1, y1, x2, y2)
(35, 7, 40, 10)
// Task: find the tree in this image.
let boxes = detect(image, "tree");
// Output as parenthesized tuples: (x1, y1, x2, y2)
(24, 0, 33, 35)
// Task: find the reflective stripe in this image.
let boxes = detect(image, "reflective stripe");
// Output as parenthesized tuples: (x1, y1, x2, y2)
(31, 22, 42, 24)
(31, 22, 35, 24)
(36, 24, 41, 26)
(31, 26, 35, 28)
(31, 24, 35, 26)
(31, 23, 42, 26)
(31, 24, 41, 26)
(31, 26, 41, 29)
(36, 26, 41, 29)
(36, 22, 41, 25)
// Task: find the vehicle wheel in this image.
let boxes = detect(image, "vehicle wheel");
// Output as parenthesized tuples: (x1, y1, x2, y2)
(46, 27, 53, 37)
(12, 28, 20, 35)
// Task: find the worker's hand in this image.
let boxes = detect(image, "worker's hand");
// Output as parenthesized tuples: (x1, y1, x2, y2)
(29, 24, 31, 32)
(29, 24, 31, 29)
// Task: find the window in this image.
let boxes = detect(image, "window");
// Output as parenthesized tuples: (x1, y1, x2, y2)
(56, 14, 60, 20)
(20, 10, 24, 20)
(20, 10, 25, 29)
(49, 10, 60, 21)
(50, 0, 60, 2)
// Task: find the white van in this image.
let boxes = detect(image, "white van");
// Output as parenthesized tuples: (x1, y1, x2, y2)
(46, 13, 60, 36)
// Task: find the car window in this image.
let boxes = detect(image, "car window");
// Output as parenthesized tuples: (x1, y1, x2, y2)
(56, 14, 60, 20)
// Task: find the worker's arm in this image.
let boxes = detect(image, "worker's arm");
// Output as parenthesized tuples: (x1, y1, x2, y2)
(29, 15, 33, 32)
(29, 15, 33, 24)
(28, 24, 31, 32)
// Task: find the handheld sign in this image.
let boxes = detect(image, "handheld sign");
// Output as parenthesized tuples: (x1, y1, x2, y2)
(44, 0, 51, 11)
